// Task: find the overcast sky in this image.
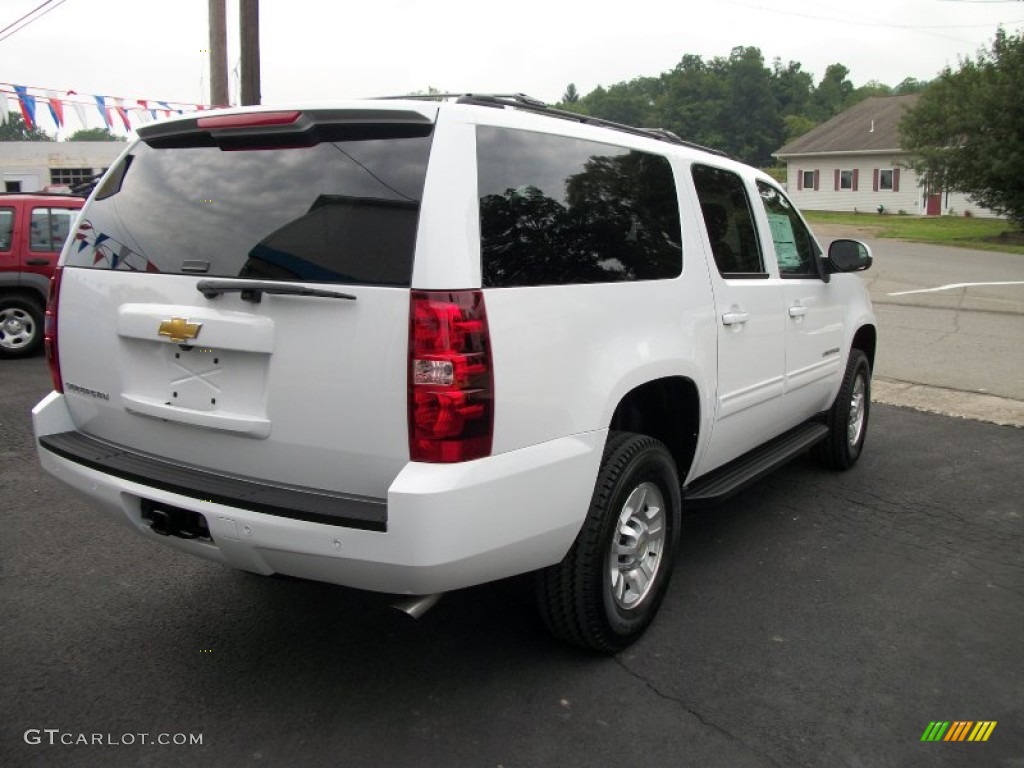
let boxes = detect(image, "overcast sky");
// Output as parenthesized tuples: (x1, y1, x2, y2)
(2, 0, 1021, 116)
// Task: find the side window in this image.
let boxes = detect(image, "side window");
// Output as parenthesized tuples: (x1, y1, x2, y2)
(0, 208, 13, 251)
(691, 164, 764, 277)
(756, 181, 819, 277)
(30, 208, 75, 252)
(477, 126, 682, 287)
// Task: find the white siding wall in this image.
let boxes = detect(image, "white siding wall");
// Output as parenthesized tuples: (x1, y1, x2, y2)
(783, 153, 1003, 219)
(0, 141, 124, 192)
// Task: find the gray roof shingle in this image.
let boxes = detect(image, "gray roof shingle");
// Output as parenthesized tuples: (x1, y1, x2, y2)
(775, 94, 920, 157)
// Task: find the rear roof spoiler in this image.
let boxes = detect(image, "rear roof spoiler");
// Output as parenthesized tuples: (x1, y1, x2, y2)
(137, 108, 435, 148)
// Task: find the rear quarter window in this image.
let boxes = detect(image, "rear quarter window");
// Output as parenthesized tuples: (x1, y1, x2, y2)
(477, 126, 682, 287)
(30, 207, 76, 251)
(0, 208, 12, 251)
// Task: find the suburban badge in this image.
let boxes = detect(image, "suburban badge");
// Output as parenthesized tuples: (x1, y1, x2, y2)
(158, 317, 203, 343)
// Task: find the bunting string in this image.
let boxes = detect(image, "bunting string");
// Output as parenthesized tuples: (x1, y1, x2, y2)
(0, 82, 221, 134)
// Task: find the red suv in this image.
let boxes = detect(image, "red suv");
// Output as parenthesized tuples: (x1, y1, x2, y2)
(0, 193, 84, 358)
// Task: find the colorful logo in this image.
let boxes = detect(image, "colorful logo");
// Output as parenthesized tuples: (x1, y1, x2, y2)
(921, 721, 996, 742)
(158, 317, 203, 344)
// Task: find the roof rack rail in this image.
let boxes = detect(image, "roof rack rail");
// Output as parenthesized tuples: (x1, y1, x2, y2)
(374, 93, 728, 157)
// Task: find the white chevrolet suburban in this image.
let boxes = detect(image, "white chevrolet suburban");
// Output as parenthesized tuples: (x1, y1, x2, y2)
(33, 95, 876, 651)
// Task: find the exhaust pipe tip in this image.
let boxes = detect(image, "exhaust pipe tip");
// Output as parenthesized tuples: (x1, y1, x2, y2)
(391, 593, 444, 620)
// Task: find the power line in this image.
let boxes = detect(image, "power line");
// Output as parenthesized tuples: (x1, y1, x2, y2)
(719, 0, 1020, 30)
(0, 0, 70, 43)
(0, 0, 58, 36)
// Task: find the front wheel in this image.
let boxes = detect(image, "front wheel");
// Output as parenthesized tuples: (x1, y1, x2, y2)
(814, 349, 871, 470)
(0, 296, 44, 359)
(536, 431, 681, 652)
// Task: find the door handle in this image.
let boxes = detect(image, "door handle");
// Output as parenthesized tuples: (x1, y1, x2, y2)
(788, 304, 807, 318)
(26, 258, 50, 265)
(722, 311, 750, 326)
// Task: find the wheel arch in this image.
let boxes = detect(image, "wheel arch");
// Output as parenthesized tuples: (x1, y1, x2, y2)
(0, 287, 47, 307)
(608, 376, 700, 484)
(851, 324, 877, 370)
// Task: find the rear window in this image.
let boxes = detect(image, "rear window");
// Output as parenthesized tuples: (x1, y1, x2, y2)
(477, 126, 682, 287)
(66, 126, 433, 286)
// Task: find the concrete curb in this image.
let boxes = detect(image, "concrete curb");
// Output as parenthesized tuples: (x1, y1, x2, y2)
(873, 378, 1024, 428)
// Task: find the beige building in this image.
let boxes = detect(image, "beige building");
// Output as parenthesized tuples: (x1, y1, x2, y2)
(774, 95, 1000, 219)
(1, 141, 125, 193)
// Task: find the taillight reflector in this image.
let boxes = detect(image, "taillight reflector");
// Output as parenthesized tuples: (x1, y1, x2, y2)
(408, 290, 493, 463)
(44, 266, 63, 393)
(196, 111, 301, 130)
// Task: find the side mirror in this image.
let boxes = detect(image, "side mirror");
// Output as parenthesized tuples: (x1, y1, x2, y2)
(827, 239, 873, 273)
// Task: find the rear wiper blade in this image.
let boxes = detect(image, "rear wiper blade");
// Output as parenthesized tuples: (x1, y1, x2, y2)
(197, 279, 357, 303)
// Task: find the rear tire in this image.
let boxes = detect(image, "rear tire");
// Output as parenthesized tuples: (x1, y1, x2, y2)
(814, 349, 871, 470)
(536, 431, 681, 652)
(0, 296, 44, 359)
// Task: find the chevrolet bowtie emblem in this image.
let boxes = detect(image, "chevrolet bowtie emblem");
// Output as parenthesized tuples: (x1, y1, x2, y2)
(158, 317, 203, 343)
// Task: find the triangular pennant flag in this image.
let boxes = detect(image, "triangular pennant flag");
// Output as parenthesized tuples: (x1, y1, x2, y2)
(0, 92, 9, 124)
(112, 97, 131, 132)
(45, 90, 64, 129)
(158, 101, 172, 118)
(14, 86, 37, 129)
(93, 95, 112, 129)
(67, 90, 89, 130)
(136, 99, 154, 122)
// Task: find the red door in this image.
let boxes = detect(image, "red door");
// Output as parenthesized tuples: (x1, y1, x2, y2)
(926, 192, 942, 216)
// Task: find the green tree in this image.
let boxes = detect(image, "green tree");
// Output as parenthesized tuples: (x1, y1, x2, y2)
(0, 112, 52, 141)
(893, 77, 930, 95)
(812, 63, 855, 120)
(722, 46, 783, 165)
(771, 59, 814, 119)
(901, 28, 1024, 225)
(562, 83, 580, 104)
(68, 127, 123, 141)
(783, 114, 818, 143)
(855, 80, 893, 99)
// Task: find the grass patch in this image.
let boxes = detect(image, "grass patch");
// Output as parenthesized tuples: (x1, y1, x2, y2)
(802, 210, 1024, 254)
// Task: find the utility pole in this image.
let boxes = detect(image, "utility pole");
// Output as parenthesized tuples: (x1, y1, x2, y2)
(208, 0, 229, 107)
(240, 0, 261, 106)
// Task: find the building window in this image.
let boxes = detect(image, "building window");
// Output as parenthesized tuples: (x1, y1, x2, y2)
(4, 181, 21, 192)
(50, 168, 97, 186)
(840, 170, 854, 190)
(880, 169, 894, 190)
(801, 170, 814, 190)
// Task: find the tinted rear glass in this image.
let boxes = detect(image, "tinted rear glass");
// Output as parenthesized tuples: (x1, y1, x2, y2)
(477, 126, 682, 287)
(66, 126, 433, 286)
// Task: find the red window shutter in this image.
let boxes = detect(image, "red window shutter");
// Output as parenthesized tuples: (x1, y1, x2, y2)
(852, 169, 859, 191)
(797, 170, 803, 191)
(814, 170, 819, 191)
(834, 169, 840, 191)
(873, 169, 879, 192)
(894, 167, 901, 192)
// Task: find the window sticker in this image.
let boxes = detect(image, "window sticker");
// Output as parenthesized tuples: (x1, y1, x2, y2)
(766, 212, 800, 269)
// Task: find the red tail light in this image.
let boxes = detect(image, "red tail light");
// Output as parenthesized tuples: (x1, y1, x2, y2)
(409, 290, 493, 462)
(44, 266, 63, 393)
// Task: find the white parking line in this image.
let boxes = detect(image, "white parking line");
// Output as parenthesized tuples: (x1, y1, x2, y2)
(888, 281, 1024, 296)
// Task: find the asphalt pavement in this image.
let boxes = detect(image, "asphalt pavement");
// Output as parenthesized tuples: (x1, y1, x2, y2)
(809, 225, 1024, 427)
(1, 357, 1022, 768)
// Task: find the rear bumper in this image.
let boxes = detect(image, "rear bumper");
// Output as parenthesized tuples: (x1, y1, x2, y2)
(33, 392, 604, 594)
